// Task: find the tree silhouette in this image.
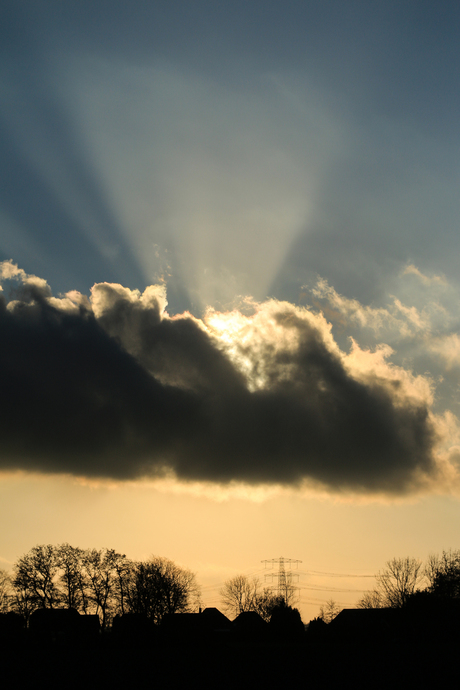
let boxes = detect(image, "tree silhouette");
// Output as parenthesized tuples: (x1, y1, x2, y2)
(255, 590, 286, 622)
(220, 575, 259, 617)
(425, 549, 460, 599)
(220, 574, 284, 621)
(358, 557, 423, 608)
(0, 569, 12, 613)
(55, 543, 88, 611)
(10, 544, 199, 629)
(125, 556, 199, 624)
(112, 552, 133, 616)
(357, 589, 383, 609)
(269, 601, 304, 637)
(377, 557, 423, 607)
(319, 598, 341, 623)
(13, 544, 61, 610)
(81, 548, 127, 629)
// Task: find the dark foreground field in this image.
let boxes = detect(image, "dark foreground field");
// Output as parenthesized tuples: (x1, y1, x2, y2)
(1, 633, 457, 689)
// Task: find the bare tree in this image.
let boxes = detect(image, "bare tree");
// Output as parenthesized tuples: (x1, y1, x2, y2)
(358, 557, 423, 609)
(55, 543, 88, 611)
(357, 589, 383, 609)
(81, 548, 127, 629)
(9, 543, 201, 630)
(377, 557, 423, 608)
(0, 569, 12, 613)
(424, 552, 440, 590)
(425, 549, 460, 599)
(253, 589, 286, 622)
(112, 553, 134, 617)
(319, 598, 342, 623)
(220, 575, 284, 620)
(10, 584, 36, 623)
(13, 545, 61, 610)
(125, 556, 199, 624)
(149, 556, 199, 618)
(279, 579, 299, 608)
(220, 574, 260, 617)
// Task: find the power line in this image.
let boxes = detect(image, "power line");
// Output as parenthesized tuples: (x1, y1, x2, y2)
(301, 570, 375, 578)
(299, 585, 367, 593)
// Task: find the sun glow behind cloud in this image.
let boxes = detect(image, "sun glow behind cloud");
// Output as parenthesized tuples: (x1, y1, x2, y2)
(2, 259, 460, 500)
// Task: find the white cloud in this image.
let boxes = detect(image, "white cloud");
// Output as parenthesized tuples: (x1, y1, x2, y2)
(429, 334, 460, 369)
(403, 264, 447, 286)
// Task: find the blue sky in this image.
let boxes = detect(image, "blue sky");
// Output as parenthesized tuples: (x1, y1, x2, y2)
(3, 1, 460, 309)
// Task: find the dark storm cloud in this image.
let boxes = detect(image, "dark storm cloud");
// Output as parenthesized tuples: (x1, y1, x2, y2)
(0, 265, 439, 494)
(0, 288, 193, 479)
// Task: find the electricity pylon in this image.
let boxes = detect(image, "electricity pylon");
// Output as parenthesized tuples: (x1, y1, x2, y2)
(262, 557, 302, 604)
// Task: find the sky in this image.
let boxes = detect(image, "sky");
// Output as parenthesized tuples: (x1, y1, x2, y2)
(1, 1, 460, 621)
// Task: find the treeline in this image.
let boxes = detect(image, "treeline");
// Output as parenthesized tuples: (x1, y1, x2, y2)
(0, 544, 303, 631)
(0, 544, 199, 629)
(356, 550, 460, 611)
(3, 545, 460, 630)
